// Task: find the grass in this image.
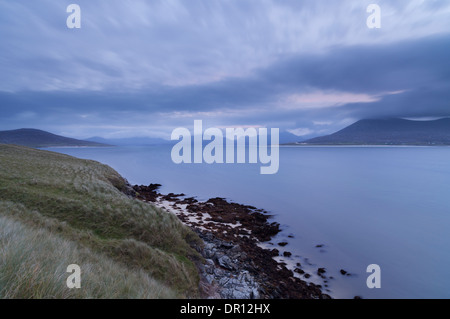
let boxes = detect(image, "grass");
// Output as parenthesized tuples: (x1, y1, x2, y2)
(0, 144, 203, 298)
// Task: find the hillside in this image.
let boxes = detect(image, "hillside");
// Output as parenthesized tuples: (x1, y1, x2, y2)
(0, 144, 202, 298)
(0, 128, 111, 148)
(303, 118, 450, 145)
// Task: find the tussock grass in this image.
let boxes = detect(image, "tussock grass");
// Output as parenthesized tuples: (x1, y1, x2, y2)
(0, 144, 203, 298)
(0, 212, 176, 299)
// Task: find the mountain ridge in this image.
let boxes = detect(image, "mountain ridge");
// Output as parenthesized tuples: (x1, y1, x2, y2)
(0, 128, 111, 148)
(302, 118, 450, 145)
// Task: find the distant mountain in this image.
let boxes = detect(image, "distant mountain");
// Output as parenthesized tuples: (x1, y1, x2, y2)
(0, 129, 111, 148)
(87, 130, 300, 145)
(86, 136, 173, 146)
(279, 131, 305, 144)
(225, 130, 301, 144)
(303, 118, 450, 145)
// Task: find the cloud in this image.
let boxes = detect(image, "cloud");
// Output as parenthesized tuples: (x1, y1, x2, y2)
(1, 0, 450, 92)
(281, 91, 381, 110)
(287, 128, 313, 137)
(0, 1, 449, 138)
(313, 121, 332, 126)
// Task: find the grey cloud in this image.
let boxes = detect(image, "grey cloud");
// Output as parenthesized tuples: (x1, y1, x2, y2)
(1, 1, 450, 138)
(2, 0, 450, 92)
(1, 34, 450, 135)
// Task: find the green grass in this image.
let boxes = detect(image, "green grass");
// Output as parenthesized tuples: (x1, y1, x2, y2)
(0, 144, 203, 298)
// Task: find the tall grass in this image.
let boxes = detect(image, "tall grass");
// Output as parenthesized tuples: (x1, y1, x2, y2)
(0, 144, 203, 298)
(0, 212, 176, 299)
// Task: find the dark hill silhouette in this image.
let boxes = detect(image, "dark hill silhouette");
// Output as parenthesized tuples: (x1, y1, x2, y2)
(303, 118, 450, 145)
(0, 128, 111, 148)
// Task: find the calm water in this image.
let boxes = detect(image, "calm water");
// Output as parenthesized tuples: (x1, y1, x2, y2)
(46, 145, 450, 299)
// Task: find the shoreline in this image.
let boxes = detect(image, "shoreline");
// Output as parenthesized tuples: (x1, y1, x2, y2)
(132, 183, 332, 299)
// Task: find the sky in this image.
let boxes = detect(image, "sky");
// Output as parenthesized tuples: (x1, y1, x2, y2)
(0, 0, 449, 140)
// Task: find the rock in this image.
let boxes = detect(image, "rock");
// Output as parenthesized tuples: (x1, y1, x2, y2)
(283, 251, 292, 257)
(294, 268, 305, 275)
(213, 267, 225, 277)
(317, 268, 327, 279)
(340, 269, 348, 275)
(122, 182, 137, 197)
(220, 241, 234, 249)
(214, 251, 225, 260)
(204, 259, 215, 274)
(135, 185, 329, 300)
(318, 268, 326, 275)
(218, 255, 236, 270)
(205, 274, 215, 284)
(270, 249, 279, 257)
(148, 183, 162, 191)
(203, 243, 216, 259)
(251, 288, 260, 299)
(232, 289, 249, 299)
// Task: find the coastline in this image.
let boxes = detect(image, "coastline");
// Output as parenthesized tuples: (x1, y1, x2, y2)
(132, 183, 332, 299)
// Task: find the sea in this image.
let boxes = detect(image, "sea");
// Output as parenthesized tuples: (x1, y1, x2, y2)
(44, 145, 450, 299)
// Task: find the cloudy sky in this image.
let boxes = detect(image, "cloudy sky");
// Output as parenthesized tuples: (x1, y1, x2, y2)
(0, 0, 449, 140)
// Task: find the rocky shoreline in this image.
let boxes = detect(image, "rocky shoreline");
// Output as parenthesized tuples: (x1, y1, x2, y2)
(132, 184, 332, 299)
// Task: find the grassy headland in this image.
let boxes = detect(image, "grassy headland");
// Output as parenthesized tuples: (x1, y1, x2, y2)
(0, 144, 202, 298)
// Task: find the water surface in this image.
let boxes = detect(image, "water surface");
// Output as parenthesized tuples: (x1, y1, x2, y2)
(46, 145, 450, 299)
